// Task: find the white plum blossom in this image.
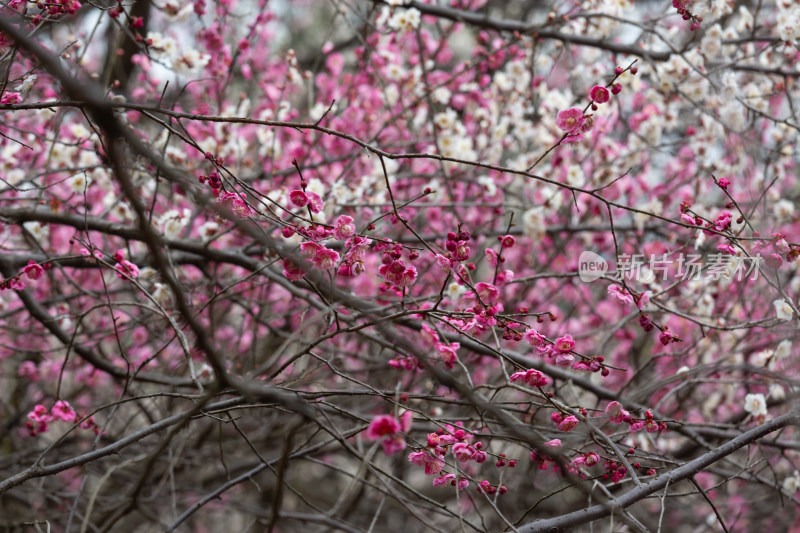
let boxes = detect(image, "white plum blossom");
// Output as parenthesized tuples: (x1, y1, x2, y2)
(432, 87, 451, 105)
(769, 383, 786, 401)
(773, 298, 794, 321)
(782, 471, 800, 494)
(743, 393, 767, 417)
(477, 176, 497, 197)
(383, 84, 399, 105)
(6, 168, 25, 186)
(434, 109, 458, 130)
(146, 32, 178, 61)
(751, 349, 774, 367)
(14, 74, 37, 93)
(773, 199, 795, 222)
(522, 207, 547, 240)
(446, 281, 466, 301)
(173, 49, 210, 75)
(388, 8, 421, 32)
(151, 282, 171, 306)
(565, 164, 585, 187)
(155, 0, 193, 21)
(774, 340, 792, 361)
(736, 5, 753, 32)
(198, 220, 220, 240)
(23, 221, 48, 243)
(108, 199, 134, 222)
(384, 63, 405, 81)
(160, 209, 191, 239)
(68, 174, 91, 194)
(776, 5, 800, 44)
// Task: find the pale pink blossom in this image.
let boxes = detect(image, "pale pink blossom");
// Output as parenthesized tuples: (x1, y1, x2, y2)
(523, 328, 549, 352)
(608, 284, 634, 304)
(408, 450, 445, 475)
(451, 442, 475, 462)
(473, 282, 500, 305)
(333, 215, 356, 240)
(435, 341, 460, 367)
(432, 472, 456, 487)
(605, 401, 630, 424)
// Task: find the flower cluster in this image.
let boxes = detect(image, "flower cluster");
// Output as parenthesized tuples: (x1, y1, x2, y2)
(379, 254, 418, 288)
(409, 424, 499, 492)
(288, 189, 324, 214)
(509, 368, 550, 387)
(606, 402, 666, 433)
(551, 412, 579, 432)
(442, 230, 472, 262)
(672, 0, 703, 31)
(217, 191, 251, 218)
(300, 241, 340, 270)
(26, 400, 97, 437)
(337, 235, 371, 277)
(113, 250, 140, 280)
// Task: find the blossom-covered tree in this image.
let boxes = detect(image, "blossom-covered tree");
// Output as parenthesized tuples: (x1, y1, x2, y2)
(1, 0, 800, 531)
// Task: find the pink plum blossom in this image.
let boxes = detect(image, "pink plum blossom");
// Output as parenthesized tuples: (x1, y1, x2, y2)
(590, 85, 610, 103)
(605, 401, 630, 424)
(558, 415, 579, 432)
(23, 261, 44, 281)
(366, 415, 401, 439)
(556, 107, 586, 134)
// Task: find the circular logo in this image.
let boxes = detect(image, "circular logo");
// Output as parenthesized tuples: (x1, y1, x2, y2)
(578, 251, 608, 282)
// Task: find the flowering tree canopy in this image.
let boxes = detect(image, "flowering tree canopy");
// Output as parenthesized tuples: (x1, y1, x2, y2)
(1, 0, 800, 531)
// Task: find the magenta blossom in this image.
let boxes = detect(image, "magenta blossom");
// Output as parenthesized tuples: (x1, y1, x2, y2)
(366, 414, 401, 440)
(114, 260, 140, 280)
(590, 85, 610, 103)
(23, 261, 44, 281)
(379, 259, 418, 287)
(288, 190, 324, 213)
(282, 260, 305, 281)
(558, 415, 579, 432)
(509, 368, 550, 387)
(381, 435, 406, 455)
(217, 191, 251, 217)
(51, 400, 77, 422)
